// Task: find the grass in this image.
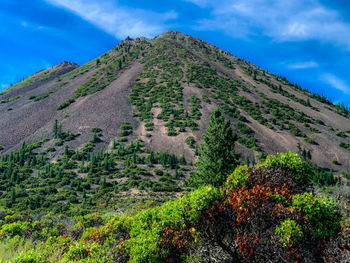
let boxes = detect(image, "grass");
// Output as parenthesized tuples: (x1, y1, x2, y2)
(0, 237, 35, 262)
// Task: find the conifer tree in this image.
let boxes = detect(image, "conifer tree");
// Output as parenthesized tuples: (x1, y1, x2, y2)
(10, 188, 16, 204)
(53, 120, 58, 138)
(192, 108, 238, 187)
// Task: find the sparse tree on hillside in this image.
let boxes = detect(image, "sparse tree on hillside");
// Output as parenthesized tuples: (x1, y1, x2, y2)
(191, 108, 239, 187)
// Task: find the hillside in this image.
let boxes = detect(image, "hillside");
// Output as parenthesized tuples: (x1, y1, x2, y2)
(0, 30, 349, 262)
(1, 31, 350, 172)
(0, 153, 349, 262)
(0, 31, 350, 172)
(0, 29, 349, 214)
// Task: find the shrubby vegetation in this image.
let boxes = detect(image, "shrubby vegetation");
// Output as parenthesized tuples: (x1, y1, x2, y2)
(0, 120, 191, 216)
(0, 151, 347, 262)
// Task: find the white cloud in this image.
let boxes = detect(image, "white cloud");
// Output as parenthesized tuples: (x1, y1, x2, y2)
(45, 0, 177, 39)
(321, 73, 349, 93)
(288, 61, 318, 69)
(188, 0, 350, 49)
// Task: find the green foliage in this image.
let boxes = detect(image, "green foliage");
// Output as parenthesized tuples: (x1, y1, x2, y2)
(91, 127, 102, 133)
(75, 213, 102, 228)
(1, 221, 33, 237)
(184, 136, 195, 149)
(187, 96, 202, 120)
(1, 95, 21, 104)
(292, 193, 342, 238)
(62, 242, 110, 263)
(202, 95, 210, 104)
(336, 131, 348, 138)
(11, 249, 50, 263)
(33, 88, 60, 102)
(0, 131, 188, 215)
(304, 137, 317, 145)
(225, 165, 249, 189)
(275, 219, 303, 247)
(340, 142, 350, 151)
(332, 159, 341, 165)
(125, 185, 220, 262)
(0, 150, 345, 262)
(192, 108, 238, 187)
(260, 151, 311, 181)
(120, 123, 133, 136)
(312, 171, 339, 186)
(57, 98, 75, 110)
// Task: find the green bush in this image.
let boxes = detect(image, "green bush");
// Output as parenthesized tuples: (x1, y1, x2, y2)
(125, 185, 220, 262)
(75, 213, 102, 228)
(185, 136, 195, 148)
(120, 123, 133, 136)
(275, 219, 303, 247)
(292, 193, 341, 238)
(340, 142, 350, 151)
(1, 221, 34, 237)
(304, 137, 317, 145)
(12, 249, 50, 263)
(57, 98, 75, 110)
(225, 165, 249, 189)
(260, 151, 311, 181)
(62, 242, 110, 263)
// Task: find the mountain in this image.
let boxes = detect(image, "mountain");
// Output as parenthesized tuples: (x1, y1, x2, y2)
(0, 31, 349, 263)
(1, 31, 350, 173)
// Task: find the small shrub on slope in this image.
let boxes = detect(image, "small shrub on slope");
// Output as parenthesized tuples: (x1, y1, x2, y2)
(275, 219, 303, 247)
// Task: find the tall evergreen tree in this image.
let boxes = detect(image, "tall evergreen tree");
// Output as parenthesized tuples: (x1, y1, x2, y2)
(53, 120, 58, 138)
(192, 108, 238, 187)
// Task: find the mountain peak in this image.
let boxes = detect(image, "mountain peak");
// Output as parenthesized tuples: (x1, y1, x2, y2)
(56, 61, 79, 68)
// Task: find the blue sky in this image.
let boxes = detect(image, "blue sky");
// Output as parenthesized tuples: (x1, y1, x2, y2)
(1, 0, 350, 105)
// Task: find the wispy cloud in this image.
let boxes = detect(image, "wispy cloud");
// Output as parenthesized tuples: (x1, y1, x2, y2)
(45, 0, 177, 39)
(188, 0, 350, 49)
(288, 61, 318, 69)
(1, 84, 9, 89)
(184, 0, 209, 7)
(321, 73, 349, 93)
(21, 21, 28, 27)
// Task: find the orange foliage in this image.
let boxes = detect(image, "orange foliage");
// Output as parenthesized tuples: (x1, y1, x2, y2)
(237, 234, 259, 258)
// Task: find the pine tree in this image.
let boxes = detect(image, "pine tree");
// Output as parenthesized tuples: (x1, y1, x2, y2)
(101, 176, 107, 188)
(179, 155, 186, 165)
(92, 132, 98, 143)
(53, 120, 58, 138)
(10, 188, 16, 204)
(192, 108, 238, 187)
(307, 98, 311, 107)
